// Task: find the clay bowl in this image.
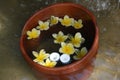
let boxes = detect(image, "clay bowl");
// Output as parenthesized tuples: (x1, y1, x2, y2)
(20, 3, 99, 80)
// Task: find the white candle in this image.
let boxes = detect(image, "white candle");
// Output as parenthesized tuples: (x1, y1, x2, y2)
(60, 54, 70, 64)
(50, 52, 60, 62)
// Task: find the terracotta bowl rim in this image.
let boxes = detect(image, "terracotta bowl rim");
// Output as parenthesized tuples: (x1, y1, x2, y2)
(20, 2, 99, 74)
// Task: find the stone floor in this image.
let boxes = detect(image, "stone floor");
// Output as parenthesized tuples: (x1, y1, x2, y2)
(0, 0, 120, 80)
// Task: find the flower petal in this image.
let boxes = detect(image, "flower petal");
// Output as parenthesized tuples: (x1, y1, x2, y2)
(75, 32, 81, 39)
(78, 19, 82, 23)
(33, 59, 39, 62)
(38, 61, 45, 66)
(38, 20, 43, 25)
(61, 42, 65, 47)
(52, 34, 57, 38)
(73, 56, 80, 60)
(59, 31, 64, 35)
(27, 31, 31, 36)
(80, 47, 88, 56)
(32, 51, 38, 57)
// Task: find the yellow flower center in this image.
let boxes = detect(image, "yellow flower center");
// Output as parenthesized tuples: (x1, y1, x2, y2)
(32, 32, 38, 38)
(63, 46, 70, 53)
(52, 31, 68, 44)
(63, 19, 71, 25)
(59, 42, 75, 55)
(74, 22, 80, 28)
(44, 59, 57, 67)
(37, 54, 46, 61)
(50, 16, 59, 26)
(37, 21, 49, 30)
(40, 24, 46, 30)
(51, 20, 57, 24)
(74, 22, 83, 29)
(60, 15, 73, 27)
(57, 36, 64, 42)
(27, 28, 40, 39)
(71, 38, 81, 46)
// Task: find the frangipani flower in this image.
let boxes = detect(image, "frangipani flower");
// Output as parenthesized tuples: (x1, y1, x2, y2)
(37, 20, 49, 30)
(73, 47, 88, 60)
(70, 32, 84, 48)
(32, 49, 49, 63)
(59, 42, 75, 55)
(41, 58, 57, 68)
(52, 31, 68, 44)
(73, 19, 83, 29)
(50, 16, 59, 26)
(59, 15, 74, 27)
(27, 28, 40, 39)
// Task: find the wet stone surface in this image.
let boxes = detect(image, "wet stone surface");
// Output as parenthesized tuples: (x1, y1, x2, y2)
(0, 0, 120, 80)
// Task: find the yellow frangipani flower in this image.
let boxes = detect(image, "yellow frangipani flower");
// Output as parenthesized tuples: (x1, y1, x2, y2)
(59, 42, 75, 55)
(50, 16, 59, 26)
(73, 47, 88, 60)
(42, 59, 57, 68)
(59, 15, 74, 27)
(27, 28, 40, 39)
(37, 20, 49, 30)
(52, 31, 68, 44)
(70, 32, 84, 48)
(32, 49, 49, 63)
(73, 19, 83, 29)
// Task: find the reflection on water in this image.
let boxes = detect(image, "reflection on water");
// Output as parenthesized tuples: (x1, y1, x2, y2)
(0, 0, 120, 80)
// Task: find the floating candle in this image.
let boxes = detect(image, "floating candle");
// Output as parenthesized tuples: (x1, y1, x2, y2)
(60, 54, 70, 64)
(50, 52, 60, 62)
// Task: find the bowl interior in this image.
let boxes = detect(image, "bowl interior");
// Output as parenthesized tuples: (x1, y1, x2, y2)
(21, 3, 96, 67)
